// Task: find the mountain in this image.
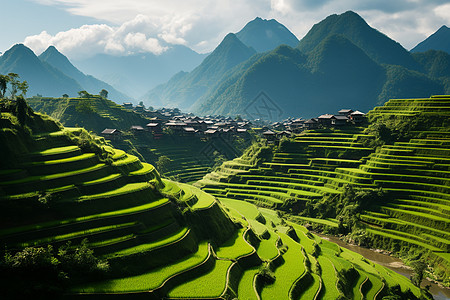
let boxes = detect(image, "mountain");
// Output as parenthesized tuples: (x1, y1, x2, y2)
(72, 45, 206, 99)
(236, 17, 299, 52)
(191, 12, 449, 120)
(142, 16, 301, 110)
(143, 33, 256, 110)
(297, 11, 421, 71)
(411, 25, 450, 54)
(0, 44, 82, 97)
(39, 46, 130, 102)
(194, 35, 390, 119)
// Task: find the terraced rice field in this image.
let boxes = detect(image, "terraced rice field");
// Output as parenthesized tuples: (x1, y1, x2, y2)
(195, 95, 450, 288)
(1, 96, 442, 299)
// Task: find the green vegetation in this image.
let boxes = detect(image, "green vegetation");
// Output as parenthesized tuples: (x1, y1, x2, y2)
(197, 95, 450, 291)
(167, 260, 233, 298)
(76, 241, 210, 293)
(215, 228, 254, 259)
(0, 94, 436, 299)
(27, 94, 151, 133)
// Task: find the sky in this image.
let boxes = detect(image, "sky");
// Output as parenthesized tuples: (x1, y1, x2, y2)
(1, 0, 449, 60)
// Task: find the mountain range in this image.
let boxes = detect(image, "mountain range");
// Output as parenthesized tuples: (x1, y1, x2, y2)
(72, 45, 206, 99)
(142, 33, 257, 110)
(0, 44, 129, 101)
(142, 17, 297, 110)
(1, 12, 449, 120)
(152, 11, 449, 120)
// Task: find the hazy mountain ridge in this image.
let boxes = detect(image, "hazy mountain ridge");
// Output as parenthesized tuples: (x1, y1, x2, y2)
(143, 33, 257, 110)
(39, 46, 130, 101)
(0, 44, 82, 97)
(73, 45, 207, 99)
(0, 44, 133, 101)
(194, 35, 389, 118)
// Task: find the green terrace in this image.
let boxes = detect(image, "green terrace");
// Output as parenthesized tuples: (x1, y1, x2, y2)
(195, 98, 450, 284)
(0, 96, 444, 298)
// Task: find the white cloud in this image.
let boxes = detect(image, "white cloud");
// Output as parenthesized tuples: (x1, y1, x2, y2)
(26, 0, 450, 58)
(434, 3, 450, 24)
(23, 15, 171, 59)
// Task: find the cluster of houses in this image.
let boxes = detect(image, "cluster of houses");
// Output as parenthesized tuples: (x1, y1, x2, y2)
(270, 109, 365, 132)
(101, 103, 253, 140)
(101, 103, 365, 142)
(261, 109, 365, 141)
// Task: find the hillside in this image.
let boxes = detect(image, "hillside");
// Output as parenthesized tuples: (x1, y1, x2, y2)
(39, 46, 130, 102)
(0, 98, 424, 299)
(0, 44, 82, 97)
(192, 12, 449, 120)
(142, 16, 301, 111)
(236, 17, 299, 52)
(26, 96, 253, 183)
(143, 33, 256, 110)
(297, 11, 420, 71)
(27, 95, 150, 133)
(412, 50, 450, 79)
(195, 95, 450, 287)
(411, 25, 450, 54)
(73, 45, 206, 99)
(193, 38, 445, 119)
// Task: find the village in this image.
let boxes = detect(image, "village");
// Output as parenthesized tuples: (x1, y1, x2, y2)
(100, 102, 366, 142)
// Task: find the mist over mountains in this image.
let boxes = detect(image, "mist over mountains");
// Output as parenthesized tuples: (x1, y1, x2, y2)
(72, 45, 206, 99)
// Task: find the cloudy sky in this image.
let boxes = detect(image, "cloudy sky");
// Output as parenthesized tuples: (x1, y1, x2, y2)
(1, 0, 449, 60)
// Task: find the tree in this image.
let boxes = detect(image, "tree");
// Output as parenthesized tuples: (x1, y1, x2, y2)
(410, 259, 427, 287)
(99, 89, 108, 99)
(16, 96, 29, 126)
(156, 155, 172, 174)
(7, 73, 20, 98)
(18, 80, 28, 97)
(78, 90, 91, 98)
(0, 74, 9, 98)
(62, 94, 69, 98)
(75, 99, 95, 113)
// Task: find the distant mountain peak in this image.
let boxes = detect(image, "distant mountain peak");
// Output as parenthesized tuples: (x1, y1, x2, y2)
(40, 45, 70, 62)
(222, 33, 241, 44)
(46, 45, 58, 51)
(411, 25, 450, 54)
(0, 43, 43, 69)
(208, 33, 255, 59)
(39, 45, 66, 57)
(3, 43, 36, 58)
(298, 10, 420, 70)
(236, 17, 299, 52)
